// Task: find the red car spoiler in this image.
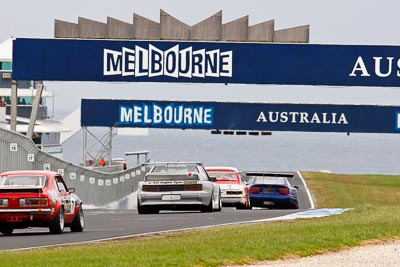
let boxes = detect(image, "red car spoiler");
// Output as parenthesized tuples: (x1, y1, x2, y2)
(0, 187, 43, 193)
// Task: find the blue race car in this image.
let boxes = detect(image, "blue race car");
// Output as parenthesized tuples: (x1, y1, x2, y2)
(248, 176, 299, 209)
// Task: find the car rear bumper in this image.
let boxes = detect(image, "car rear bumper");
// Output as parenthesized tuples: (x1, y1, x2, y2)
(138, 191, 211, 207)
(0, 208, 52, 215)
(250, 194, 297, 207)
(0, 209, 56, 228)
(221, 195, 246, 204)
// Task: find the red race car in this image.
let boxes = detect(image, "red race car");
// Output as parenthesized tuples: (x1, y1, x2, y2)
(0, 170, 84, 235)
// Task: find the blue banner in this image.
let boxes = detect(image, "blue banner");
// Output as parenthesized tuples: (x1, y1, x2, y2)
(81, 99, 400, 134)
(12, 38, 400, 87)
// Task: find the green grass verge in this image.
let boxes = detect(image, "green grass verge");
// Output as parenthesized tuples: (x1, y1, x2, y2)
(1, 172, 400, 267)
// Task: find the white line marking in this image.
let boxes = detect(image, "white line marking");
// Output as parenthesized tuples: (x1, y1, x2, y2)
(84, 229, 126, 231)
(110, 217, 195, 221)
(296, 171, 315, 209)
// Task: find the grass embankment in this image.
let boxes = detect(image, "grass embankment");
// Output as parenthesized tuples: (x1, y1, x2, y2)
(1, 172, 400, 267)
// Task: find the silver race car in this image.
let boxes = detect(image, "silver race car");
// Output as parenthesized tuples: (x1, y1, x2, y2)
(137, 162, 221, 214)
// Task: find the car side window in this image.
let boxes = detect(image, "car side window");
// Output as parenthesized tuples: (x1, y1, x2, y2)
(55, 176, 67, 193)
(58, 182, 66, 193)
(197, 166, 210, 181)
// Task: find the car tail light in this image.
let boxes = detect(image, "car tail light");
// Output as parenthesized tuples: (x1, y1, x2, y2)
(142, 185, 159, 192)
(185, 184, 203, 191)
(250, 186, 260, 194)
(0, 199, 9, 207)
(278, 187, 290, 195)
(19, 198, 48, 207)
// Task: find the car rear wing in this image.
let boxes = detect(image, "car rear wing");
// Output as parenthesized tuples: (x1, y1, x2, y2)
(244, 171, 294, 177)
(0, 186, 43, 193)
(243, 171, 295, 182)
(145, 172, 200, 182)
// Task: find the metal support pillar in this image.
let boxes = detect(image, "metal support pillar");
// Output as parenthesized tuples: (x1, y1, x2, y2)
(10, 80, 18, 131)
(26, 83, 44, 138)
(82, 126, 114, 167)
(108, 127, 112, 164)
(82, 127, 87, 166)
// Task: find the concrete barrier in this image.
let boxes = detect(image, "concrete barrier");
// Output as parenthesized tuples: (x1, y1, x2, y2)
(0, 128, 148, 206)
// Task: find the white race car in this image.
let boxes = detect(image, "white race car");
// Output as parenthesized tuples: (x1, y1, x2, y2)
(205, 167, 251, 209)
(137, 162, 221, 214)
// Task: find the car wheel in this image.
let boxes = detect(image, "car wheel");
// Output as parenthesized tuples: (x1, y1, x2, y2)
(215, 191, 222, 212)
(246, 195, 252, 209)
(137, 199, 154, 214)
(290, 201, 299, 209)
(246, 201, 253, 210)
(0, 227, 13, 235)
(70, 206, 84, 232)
(137, 202, 147, 214)
(250, 199, 258, 208)
(49, 207, 65, 234)
(201, 193, 214, 213)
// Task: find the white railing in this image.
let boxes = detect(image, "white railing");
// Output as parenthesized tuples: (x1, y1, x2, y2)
(125, 150, 150, 164)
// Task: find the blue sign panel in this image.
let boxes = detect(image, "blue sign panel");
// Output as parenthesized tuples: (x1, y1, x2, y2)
(12, 38, 400, 87)
(81, 99, 400, 134)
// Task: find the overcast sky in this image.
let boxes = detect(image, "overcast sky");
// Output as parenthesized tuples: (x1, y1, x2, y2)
(2, 0, 400, 114)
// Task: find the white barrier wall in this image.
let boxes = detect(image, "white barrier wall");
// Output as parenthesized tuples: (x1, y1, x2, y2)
(0, 107, 5, 123)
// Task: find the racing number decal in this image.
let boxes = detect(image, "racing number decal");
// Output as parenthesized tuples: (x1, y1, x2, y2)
(63, 198, 74, 213)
